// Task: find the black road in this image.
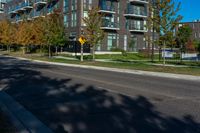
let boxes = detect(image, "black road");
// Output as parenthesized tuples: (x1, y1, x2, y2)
(0, 56, 200, 133)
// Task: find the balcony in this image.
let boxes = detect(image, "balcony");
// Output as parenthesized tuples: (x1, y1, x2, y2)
(12, 2, 32, 13)
(0, 6, 3, 11)
(34, 0, 47, 6)
(101, 19, 119, 30)
(124, 8, 147, 18)
(33, 11, 45, 18)
(22, 2, 33, 10)
(8, 8, 17, 14)
(0, 0, 7, 4)
(16, 15, 22, 23)
(129, 25, 147, 32)
(129, 0, 148, 4)
(98, 5, 115, 14)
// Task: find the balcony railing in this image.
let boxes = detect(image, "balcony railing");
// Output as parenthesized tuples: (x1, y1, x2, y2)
(129, 0, 148, 4)
(0, 5, 3, 11)
(0, 0, 7, 3)
(35, 0, 47, 5)
(98, 4, 115, 14)
(21, 2, 33, 9)
(101, 19, 119, 30)
(124, 8, 147, 18)
(8, 2, 33, 14)
(129, 24, 147, 32)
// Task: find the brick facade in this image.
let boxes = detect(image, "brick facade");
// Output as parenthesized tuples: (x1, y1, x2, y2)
(1, 0, 150, 52)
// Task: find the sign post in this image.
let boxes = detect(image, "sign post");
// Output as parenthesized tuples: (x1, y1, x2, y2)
(78, 36, 86, 62)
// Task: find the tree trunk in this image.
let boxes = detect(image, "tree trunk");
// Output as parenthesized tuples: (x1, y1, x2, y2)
(22, 47, 25, 55)
(180, 44, 183, 63)
(159, 47, 161, 61)
(151, 36, 155, 62)
(147, 37, 151, 59)
(7, 45, 10, 53)
(40, 45, 42, 56)
(55, 46, 58, 55)
(163, 41, 166, 66)
(91, 45, 95, 61)
(49, 45, 51, 58)
(60, 47, 63, 53)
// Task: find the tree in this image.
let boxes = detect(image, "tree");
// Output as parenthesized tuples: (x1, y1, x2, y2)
(32, 17, 47, 54)
(193, 40, 200, 55)
(16, 21, 36, 54)
(148, 0, 182, 64)
(44, 10, 66, 58)
(0, 20, 16, 52)
(83, 7, 105, 61)
(176, 24, 192, 60)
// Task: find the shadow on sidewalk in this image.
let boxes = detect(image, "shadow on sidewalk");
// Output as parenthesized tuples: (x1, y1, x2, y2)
(0, 56, 200, 133)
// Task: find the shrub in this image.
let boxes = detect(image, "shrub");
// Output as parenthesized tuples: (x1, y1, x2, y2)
(110, 48, 127, 56)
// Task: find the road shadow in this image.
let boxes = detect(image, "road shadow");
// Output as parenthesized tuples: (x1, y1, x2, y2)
(0, 56, 200, 133)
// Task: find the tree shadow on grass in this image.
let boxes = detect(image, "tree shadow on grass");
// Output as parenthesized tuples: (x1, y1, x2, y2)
(0, 56, 200, 133)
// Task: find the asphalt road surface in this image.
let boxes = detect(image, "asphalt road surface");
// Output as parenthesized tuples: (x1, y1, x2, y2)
(0, 56, 200, 133)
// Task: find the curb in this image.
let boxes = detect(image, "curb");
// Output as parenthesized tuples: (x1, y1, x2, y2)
(0, 91, 54, 133)
(2, 55, 200, 82)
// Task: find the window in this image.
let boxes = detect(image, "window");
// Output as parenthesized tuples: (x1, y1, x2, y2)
(71, 11, 77, 27)
(71, 0, 77, 11)
(64, 15, 69, 27)
(107, 33, 118, 50)
(63, 0, 69, 13)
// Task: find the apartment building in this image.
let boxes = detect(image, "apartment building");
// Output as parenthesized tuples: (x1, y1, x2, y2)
(2, 0, 149, 52)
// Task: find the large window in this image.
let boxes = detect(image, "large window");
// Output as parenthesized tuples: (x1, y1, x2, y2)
(64, 15, 69, 27)
(71, 0, 77, 27)
(107, 33, 119, 50)
(71, 11, 77, 27)
(63, 0, 69, 13)
(71, 0, 77, 11)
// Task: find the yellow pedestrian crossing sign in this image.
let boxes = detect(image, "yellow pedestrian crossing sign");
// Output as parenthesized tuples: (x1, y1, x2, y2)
(79, 36, 86, 45)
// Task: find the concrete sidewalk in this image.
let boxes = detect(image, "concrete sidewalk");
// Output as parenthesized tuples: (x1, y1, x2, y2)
(0, 90, 54, 133)
(5, 55, 200, 82)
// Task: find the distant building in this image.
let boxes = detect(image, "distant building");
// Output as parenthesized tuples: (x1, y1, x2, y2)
(178, 20, 200, 41)
(1, 0, 151, 52)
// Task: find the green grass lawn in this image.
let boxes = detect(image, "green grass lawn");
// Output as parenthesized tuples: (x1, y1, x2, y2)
(27, 55, 200, 76)
(60, 53, 150, 60)
(2, 52, 200, 76)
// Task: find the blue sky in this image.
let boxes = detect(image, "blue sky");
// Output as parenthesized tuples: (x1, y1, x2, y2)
(177, 0, 200, 22)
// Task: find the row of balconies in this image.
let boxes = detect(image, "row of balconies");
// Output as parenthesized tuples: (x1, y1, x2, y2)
(98, 0, 148, 18)
(100, 18, 147, 32)
(99, 0, 148, 32)
(8, 0, 48, 14)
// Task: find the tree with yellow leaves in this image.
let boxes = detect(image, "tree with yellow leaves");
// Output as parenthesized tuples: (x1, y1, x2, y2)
(0, 20, 17, 52)
(15, 20, 36, 54)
